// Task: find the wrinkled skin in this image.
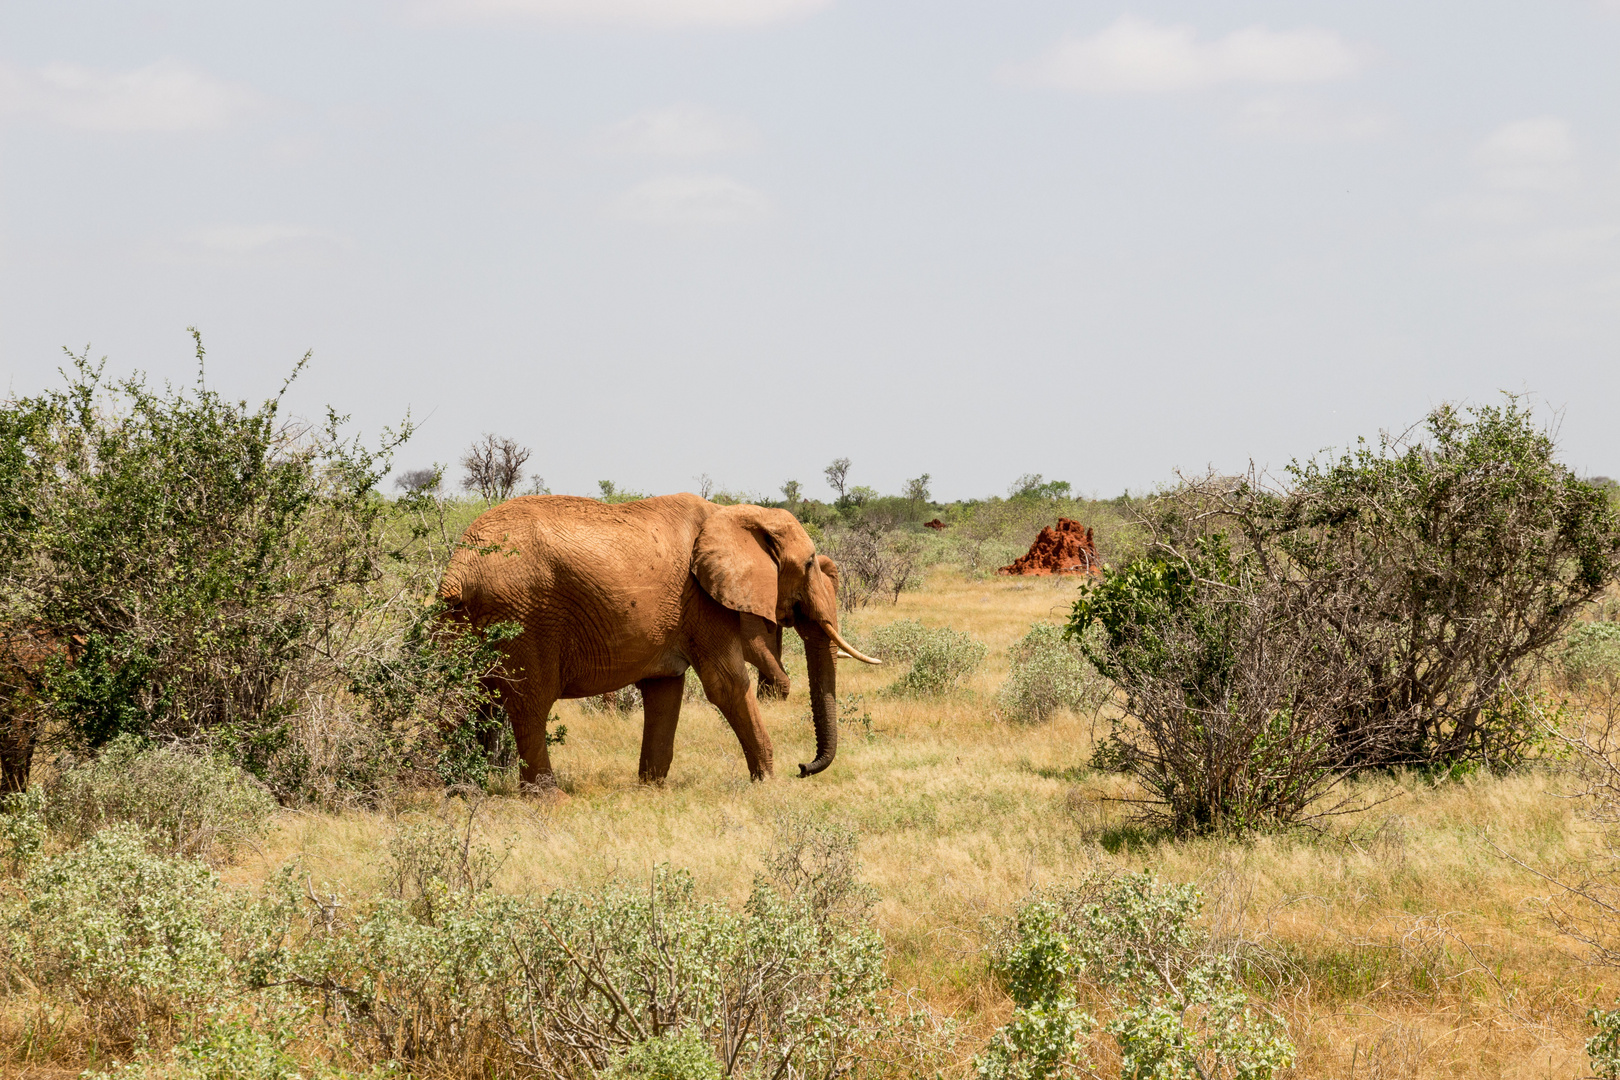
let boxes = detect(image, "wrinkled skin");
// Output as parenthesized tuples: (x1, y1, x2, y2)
(437, 494, 871, 784)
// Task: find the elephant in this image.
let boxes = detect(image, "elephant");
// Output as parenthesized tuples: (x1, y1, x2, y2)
(436, 493, 880, 784)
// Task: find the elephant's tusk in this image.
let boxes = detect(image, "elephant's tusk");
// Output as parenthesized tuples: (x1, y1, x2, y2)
(836, 649, 852, 660)
(823, 622, 882, 665)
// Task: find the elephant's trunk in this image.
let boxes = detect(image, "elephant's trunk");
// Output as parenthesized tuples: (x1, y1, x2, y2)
(797, 620, 839, 777)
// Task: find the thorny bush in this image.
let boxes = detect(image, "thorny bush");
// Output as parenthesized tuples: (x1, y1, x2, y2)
(1070, 536, 1354, 837)
(976, 870, 1294, 1080)
(0, 341, 515, 804)
(862, 620, 987, 696)
(39, 735, 276, 864)
(997, 623, 1110, 725)
(1071, 398, 1619, 835)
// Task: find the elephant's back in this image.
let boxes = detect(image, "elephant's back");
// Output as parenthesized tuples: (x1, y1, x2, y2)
(438, 493, 710, 617)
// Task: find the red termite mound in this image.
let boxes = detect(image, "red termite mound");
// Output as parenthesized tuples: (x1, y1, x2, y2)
(922, 518, 947, 530)
(998, 518, 1101, 576)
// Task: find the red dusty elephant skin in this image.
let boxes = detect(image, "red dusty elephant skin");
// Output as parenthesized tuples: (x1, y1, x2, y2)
(437, 494, 880, 785)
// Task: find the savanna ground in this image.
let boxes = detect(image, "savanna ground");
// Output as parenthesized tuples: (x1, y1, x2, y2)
(208, 566, 1617, 1080)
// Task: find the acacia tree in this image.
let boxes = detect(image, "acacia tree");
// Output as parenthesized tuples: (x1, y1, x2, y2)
(824, 458, 851, 505)
(904, 474, 932, 521)
(461, 434, 531, 502)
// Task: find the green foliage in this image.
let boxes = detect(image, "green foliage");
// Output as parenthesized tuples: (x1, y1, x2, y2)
(1069, 536, 1243, 702)
(40, 735, 276, 863)
(0, 789, 46, 875)
(346, 613, 523, 793)
(1560, 622, 1620, 693)
(239, 817, 889, 1079)
(1, 344, 395, 756)
(164, 1015, 306, 1080)
(598, 480, 649, 504)
(975, 901, 1094, 1080)
(1009, 474, 1073, 502)
(1067, 399, 1619, 834)
(603, 1029, 722, 1080)
(1591, 1002, 1620, 1080)
(7, 824, 237, 1046)
(1068, 537, 1344, 836)
(1236, 397, 1620, 769)
(997, 622, 1109, 724)
(978, 872, 1294, 1080)
(0, 340, 508, 805)
(864, 620, 987, 695)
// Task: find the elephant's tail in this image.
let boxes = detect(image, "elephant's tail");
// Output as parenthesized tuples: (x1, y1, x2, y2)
(436, 570, 465, 609)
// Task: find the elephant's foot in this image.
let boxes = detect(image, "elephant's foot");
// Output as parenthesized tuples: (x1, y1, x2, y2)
(756, 674, 790, 701)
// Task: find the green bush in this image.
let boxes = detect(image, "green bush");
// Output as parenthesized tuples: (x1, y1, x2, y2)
(977, 871, 1294, 1080)
(259, 818, 888, 1079)
(41, 736, 277, 863)
(1069, 537, 1349, 835)
(0, 342, 512, 805)
(8, 824, 236, 1047)
(997, 623, 1109, 724)
(864, 620, 987, 696)
(1561, 622, 1620, 693)
(1591, 1003, 1620, 1080)
(603, 1029, 722, 1080)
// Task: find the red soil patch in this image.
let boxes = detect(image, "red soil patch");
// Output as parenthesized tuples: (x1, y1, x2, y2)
(922, 519, 947, 530)
(998, 518, 1101, 576)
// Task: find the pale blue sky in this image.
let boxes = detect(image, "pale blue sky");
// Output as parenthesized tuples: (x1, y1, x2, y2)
(3, 1, 1618, 500)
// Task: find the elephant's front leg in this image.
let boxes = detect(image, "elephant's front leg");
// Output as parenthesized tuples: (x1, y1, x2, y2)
(692, 657, 775, 780)
(637, 675, 686, 783)
(740, 613, 790, 701)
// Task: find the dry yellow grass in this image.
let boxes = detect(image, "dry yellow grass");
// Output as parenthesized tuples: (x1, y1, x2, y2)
(228, 567, 1615, 1080)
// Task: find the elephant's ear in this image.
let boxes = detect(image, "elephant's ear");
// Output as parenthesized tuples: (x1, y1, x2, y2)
(692, 506, 814, 621)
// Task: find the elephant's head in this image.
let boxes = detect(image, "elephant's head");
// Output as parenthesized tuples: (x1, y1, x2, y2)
(692, 505, 880, 777)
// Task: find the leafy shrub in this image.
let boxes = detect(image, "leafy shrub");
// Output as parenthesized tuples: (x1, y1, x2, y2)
(1592, 1003, 1620, 1080)
(260, 817, 888, 1079)
(1561, 622, 1620, 701)
(1166, 398, 1618, 771)
(41, 736, 276, 863)
(0, 789, 46, 875)
(864, 620, 987, 696)
(977, 871, 1294, 1080)
(997, 623, 1109, 724)
(603, 1030, 722, 1079)
(1562, 622, 1620, 682)
(345, 613, 523, 796)
(1069, 537, 1349, 836)
(0, 342, 511, 806)
(499, 864, 886, 1078)
(8, 824, 237, 1047)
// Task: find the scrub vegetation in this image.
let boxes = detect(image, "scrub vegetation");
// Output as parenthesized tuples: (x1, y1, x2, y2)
(2, 350, 1620, 1079)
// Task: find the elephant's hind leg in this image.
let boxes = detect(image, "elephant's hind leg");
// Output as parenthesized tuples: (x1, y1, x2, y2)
(637, 675, 686, 783)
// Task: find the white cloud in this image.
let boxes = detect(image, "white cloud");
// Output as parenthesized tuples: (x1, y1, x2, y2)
(613, 173, 770, 224)
(1228, 96, 1388, 140)
(594, 104, 752, 157)
(1020, 16, 1363, 94)
(1473, 117, 1577, 191)
(413, 0, 831, 28)
(0, 59, 258, 132)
